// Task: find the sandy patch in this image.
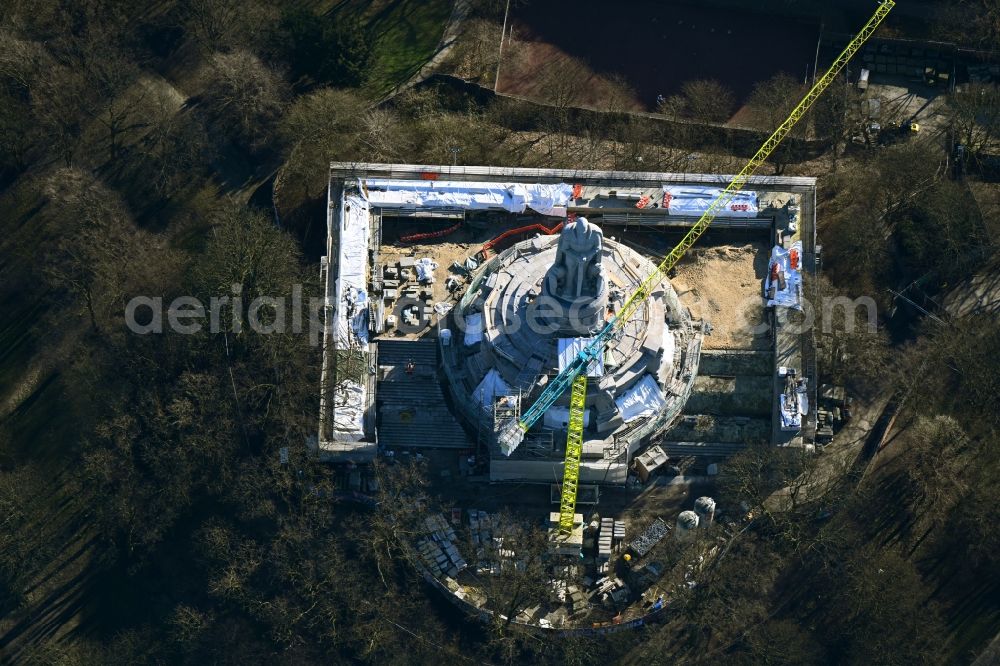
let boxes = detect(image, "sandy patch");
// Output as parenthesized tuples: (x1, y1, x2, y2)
(671, 243, 770, 350)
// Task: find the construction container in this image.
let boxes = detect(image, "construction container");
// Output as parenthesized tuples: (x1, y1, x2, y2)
(634, 445, 668, 482)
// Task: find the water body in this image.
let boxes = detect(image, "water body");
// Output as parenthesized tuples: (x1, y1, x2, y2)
(513, 0, 821, 108)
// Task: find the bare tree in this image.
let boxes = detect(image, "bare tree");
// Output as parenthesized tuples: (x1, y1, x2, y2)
(937, 0, 1000, 50)
(817, 545, 945, 664)
(810, 273, 890, 393)
(747, 73, 807, 172)
(679, 79, 735, 123)
(200, 50, 289, 149)
(718, 440, 821, 548)
(0, 30, 48, 92)
(747, 73, 804, 131)
(896, 415, 970, 511)
(414, 109, 514, 166)
(182, 0, 275, 53)
(446, 18, 501, 82)
(88, 73, 150, 162)
(136, 90, 213, 197)
(29, 64, 89, 166)
(814, 82, 860, 165)
(536, 55, 589, 153)
(276, 87, 368, 212)
(360, 107, 409, 164)
(471, 510, 557, 660)
(40, 168, 144, 333)
(947, 83, 1000, 167)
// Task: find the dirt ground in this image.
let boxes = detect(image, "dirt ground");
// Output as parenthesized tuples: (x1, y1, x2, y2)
(378, 220, 498, 338)
(864, 81, 950, 133)
(378, 217, 576, 338)
(498, 37, 646, 112)
(379, 221, 771, 349)
(417, 447, 708, 533)
(380, 239, 476, 302)
(671, 243, 770, 350)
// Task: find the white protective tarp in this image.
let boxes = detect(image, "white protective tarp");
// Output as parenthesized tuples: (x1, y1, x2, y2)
(662, 326, 676, 373)
(543, 405, 592, 430)
(329, 193, 371, 442)
(332, 380, 366, 439)
(464, 312, 483, 346)
(557, 337, 604, 377)
(333, 194, 371, 347)
(662, 186, 759, 217)
(779, 388, 809, 431)
(615, 374, 667, 423)
(364, 179, 573, 217)
(780, 393, 801, 430)
(415, 257, 438, 283)
(765, 240, 803, 309)
(473, 369, 511, 409)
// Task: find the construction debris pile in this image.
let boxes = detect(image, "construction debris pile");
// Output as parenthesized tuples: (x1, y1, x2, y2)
(779, 367, 809, 431)
(816, 384, 850, 443)
(381, 257, 438, 332)
(594, 575, 631, 606)
(629, 518, 671, 557)
(594, 517, 626, 560)
(417, 513, 467, 579)
(468, 509, 497, 547)
(404, 498, 734, 631)
(552, 580, 590, 615)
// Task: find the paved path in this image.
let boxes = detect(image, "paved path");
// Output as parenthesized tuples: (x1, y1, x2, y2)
(762, 394, 889, 513)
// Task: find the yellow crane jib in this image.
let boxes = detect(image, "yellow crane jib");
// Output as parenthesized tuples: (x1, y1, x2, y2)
(495, 0, 895, 461)
(531, 0, 894, 546)
(557, 374, 588, 535)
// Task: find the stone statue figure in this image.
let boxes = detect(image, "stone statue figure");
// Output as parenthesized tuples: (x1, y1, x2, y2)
(544, 216, 604, 300)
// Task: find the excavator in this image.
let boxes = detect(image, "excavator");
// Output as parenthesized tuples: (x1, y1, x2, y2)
(493, 1, 897, 538)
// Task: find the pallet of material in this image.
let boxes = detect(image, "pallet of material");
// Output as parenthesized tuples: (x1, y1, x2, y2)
(629, 517, 671, 557)
(598, 517, 615, 558)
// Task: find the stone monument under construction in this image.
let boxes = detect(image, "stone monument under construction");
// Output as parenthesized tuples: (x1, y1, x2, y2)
(440, 217, 703, 484)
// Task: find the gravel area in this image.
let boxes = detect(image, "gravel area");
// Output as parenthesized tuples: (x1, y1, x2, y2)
(671, 243, 770, 350)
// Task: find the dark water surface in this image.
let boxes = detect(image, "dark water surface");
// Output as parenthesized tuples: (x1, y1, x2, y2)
(515, 0, 821, 107)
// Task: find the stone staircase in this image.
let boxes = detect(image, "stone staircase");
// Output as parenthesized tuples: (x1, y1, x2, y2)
(658, 348, 775, 458)
(377, 339, 471, 449)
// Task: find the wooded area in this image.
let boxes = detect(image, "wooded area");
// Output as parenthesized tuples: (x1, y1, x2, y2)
(1, 0, 999, 664)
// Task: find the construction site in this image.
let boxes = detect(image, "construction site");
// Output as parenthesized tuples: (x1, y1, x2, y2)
(314, 161, 818, 629)
(313, 2, 889, 632)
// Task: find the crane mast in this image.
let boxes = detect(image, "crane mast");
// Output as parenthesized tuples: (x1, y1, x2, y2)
(516, 3, 896, 534)
(556, 375, 588, 535)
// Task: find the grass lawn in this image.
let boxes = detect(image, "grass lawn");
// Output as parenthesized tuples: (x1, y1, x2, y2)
(325, 0, 452, 97)
(365, 0, 452, 95)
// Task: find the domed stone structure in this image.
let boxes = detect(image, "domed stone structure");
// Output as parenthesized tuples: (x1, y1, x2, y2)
(441, 220, 703, 484)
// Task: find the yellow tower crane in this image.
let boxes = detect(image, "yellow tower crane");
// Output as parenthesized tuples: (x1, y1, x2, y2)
(547, 1, 896, 537)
